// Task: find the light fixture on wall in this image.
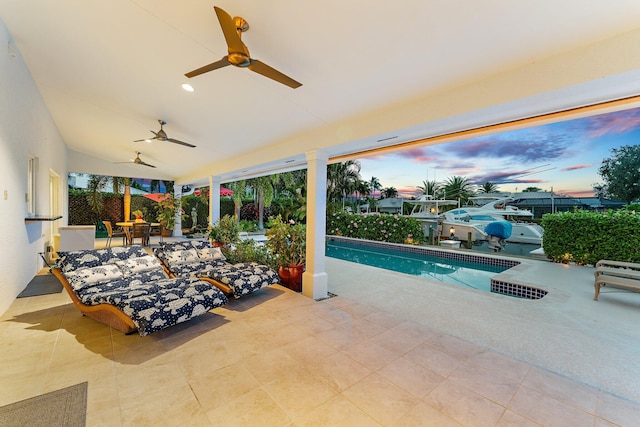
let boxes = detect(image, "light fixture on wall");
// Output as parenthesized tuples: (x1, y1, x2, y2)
(449, 227, 455, 238)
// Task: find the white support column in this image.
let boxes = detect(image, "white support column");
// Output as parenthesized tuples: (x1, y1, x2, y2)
(302, 150, 328, 300)
(174, 185, 183, 237)
(209, 176, 221, 227)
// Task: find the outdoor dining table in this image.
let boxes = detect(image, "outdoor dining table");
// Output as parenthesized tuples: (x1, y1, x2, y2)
(116, 222, 160, 245)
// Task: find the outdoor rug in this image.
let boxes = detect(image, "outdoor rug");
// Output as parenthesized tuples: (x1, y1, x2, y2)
(17, 273, 62, 298)
(0, 382, 87, 427)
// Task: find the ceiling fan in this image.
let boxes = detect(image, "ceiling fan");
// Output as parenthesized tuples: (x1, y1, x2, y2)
(134, 120, 196, 148)
(185, 6, 302, 89)
(115, 152, 156, 168)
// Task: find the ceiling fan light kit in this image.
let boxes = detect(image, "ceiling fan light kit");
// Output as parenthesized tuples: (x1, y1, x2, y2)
(134, 119, 196, 148)
(185, 6, 302, 89)
(115, 151, 156, 168)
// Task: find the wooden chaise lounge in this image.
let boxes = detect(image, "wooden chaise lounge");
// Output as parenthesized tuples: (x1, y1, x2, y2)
(593, 260, 640, 301)
(53, 245, 228, 335)
(154, 241, 280, 299)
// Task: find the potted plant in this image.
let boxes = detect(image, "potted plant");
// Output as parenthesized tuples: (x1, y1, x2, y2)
(207, 215, 240, 249)
(265, 215, 306, 292)
(132, 209, 144, 222)
(156, 194, 180, 237)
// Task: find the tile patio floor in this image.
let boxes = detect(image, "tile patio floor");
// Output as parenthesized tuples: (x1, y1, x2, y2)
(1, 237, 640, 425)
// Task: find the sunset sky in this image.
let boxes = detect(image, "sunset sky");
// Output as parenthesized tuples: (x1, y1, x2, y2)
(358, 106, 640, 198)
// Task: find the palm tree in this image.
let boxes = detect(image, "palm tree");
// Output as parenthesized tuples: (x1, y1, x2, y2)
(327, 160, 362, 204)
(355, 180, 371, 199)
(416, 180, 441, 198)
(149, 179, 174, 193)
(478, 181, 499, 194)
(86, 175, 132, 220)
(369, 176, 382, 198)
(223, 179, 247, 221)
(443, 176, 474, 204)
(380, 187, 398, 199)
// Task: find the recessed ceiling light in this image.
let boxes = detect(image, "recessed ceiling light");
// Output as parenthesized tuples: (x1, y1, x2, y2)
(181, 83, 194, 92)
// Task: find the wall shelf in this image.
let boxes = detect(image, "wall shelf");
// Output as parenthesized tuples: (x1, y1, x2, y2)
(25, 215, 63, 222)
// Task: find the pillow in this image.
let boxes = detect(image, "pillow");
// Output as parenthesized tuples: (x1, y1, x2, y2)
(115, 255, 162, 276)
(65, 264, 124, 291)
(160, 241, 194, 252)
(189, 240, 211, 250)
(165, 249, 199, 267)
(197, 247, 226, 261)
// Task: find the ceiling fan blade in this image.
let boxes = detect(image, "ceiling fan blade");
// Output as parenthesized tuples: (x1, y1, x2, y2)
(167, 138, 196, 148)
(139, 161, 156, 168)
(185, 57, 231, 78)
(214, 6, 248, 54)
(248, 60, 302, 89)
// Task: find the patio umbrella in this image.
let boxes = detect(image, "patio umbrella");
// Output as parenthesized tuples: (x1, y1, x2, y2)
(141, 193, 171, 203)
(193, 187, 234, 196)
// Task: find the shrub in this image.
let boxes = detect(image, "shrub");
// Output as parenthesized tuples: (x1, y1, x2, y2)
(541, 210, 640, 265)
(224, 239, 273, 267)
(326, 212, 426, 244)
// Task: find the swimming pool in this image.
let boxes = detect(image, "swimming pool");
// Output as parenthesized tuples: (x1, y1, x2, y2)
(326, 237, 546, 298)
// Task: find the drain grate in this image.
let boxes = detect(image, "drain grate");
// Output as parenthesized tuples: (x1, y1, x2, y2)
(491, 280, 547, 299)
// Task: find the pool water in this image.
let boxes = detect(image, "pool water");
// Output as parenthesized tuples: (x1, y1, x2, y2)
(326, 239, 509, 292)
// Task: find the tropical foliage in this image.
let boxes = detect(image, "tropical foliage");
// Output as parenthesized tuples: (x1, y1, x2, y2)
(417, 180, 441, 198)
(442, 175, 474, 203)
(541, 210, 640, 265)
(598, 144, 640, 203)
(478, 182, 499, 194)
(380, 187, 398, 199)
(156, 193, 180, 230)
(265, 215, 306, 266)
(327, 212, 426, 244)
(327, 160, 362, 203)
(207, 214, 240, 248)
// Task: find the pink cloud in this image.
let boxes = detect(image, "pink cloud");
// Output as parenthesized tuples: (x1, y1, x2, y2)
(561, 164, 592, 171)
(393, 148, 439, 163)
(587, 110, 640, 138)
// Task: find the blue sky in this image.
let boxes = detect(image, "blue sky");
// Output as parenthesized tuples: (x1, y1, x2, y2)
(358, 107, 640, 198)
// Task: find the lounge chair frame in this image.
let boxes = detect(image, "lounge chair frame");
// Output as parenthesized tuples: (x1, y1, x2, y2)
(593, 260, 640, 301)
(51, 267, 137, 334)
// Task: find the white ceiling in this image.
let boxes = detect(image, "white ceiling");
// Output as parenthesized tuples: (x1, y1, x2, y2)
(3, 1, 640, 185)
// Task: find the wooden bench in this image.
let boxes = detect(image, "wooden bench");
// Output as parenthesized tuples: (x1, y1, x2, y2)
(593, 260, 640, 301)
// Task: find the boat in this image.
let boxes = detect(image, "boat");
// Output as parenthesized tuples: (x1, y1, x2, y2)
(405, 195, 513, 252)
(404, 196, 461, 237)
(442, 197, 543, 244)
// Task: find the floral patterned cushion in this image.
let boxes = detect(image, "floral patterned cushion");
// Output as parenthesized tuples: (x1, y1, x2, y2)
(65, 264, 124, 291)
(189, 240, 211, 250)
(59, 246, 228, 336)
(197, 247, 225, 261)
(57, 246, 148, 274)
(200, 263, 280, 299)
(155, 240, 278, 299)
(75, 277, 228, 336)
(165, 249, 199, 268)
(115, 255, 163, 276)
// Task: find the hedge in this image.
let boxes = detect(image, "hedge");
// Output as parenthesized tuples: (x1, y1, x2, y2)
(326, 212, 426, 244)
(541, 210, 640, 265)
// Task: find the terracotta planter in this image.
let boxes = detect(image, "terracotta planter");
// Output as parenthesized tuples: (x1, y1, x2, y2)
(211, 241, 223, 248)
(161, 228, 173, 238)
(278, 264, 304, 292)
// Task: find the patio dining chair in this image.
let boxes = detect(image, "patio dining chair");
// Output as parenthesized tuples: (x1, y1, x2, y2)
(131, 223, 151, 246)
(102, 220, 127, 247)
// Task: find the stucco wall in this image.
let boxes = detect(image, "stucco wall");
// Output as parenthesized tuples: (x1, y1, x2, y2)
(0, 19, 67, 315)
